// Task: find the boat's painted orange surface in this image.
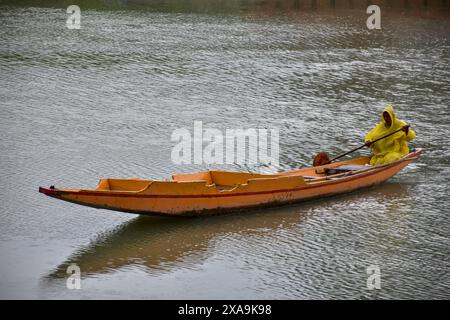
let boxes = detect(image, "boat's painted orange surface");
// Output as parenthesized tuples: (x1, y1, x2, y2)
(39, 148, 422, 216)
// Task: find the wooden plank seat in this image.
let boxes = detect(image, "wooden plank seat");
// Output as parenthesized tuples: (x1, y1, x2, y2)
(324, 165, 371, 175)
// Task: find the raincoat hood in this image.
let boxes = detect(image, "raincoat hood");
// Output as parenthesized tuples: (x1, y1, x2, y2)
(382, 105, 396, 128)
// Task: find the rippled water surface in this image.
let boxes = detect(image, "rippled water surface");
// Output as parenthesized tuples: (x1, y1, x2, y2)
(0, 1, 449, 299)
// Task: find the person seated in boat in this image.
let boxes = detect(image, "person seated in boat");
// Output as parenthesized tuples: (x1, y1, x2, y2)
(365, 105, 416, 166)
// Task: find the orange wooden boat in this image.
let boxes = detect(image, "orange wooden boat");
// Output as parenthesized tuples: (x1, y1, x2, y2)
(39, 148, 422, 217)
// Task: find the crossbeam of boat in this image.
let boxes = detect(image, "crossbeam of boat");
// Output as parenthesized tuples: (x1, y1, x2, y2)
(300, 164, 382, 182)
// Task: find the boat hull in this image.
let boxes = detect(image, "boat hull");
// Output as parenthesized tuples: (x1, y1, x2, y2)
(39, 149, 421, 217)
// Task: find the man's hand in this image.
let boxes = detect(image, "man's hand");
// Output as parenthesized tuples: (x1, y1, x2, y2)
(402, 125, 410, 135)
(365, 140, 372, 147)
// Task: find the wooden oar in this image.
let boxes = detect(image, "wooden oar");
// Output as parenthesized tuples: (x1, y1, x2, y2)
(313, 125, 409, 166)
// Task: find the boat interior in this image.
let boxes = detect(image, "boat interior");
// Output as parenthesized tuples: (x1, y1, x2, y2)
(172, 171, 284, 191)
(94, 156, 372, 193)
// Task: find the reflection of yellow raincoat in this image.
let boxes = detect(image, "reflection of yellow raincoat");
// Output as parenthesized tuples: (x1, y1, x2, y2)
(365, 105, 416, 166)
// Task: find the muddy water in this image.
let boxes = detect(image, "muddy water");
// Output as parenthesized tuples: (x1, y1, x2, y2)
(0, 1, 449, 299)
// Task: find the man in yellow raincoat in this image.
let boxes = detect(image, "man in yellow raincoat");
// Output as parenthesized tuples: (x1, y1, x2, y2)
(365, 105, 416, 166)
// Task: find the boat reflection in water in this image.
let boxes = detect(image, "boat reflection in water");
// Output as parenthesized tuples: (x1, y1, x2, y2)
(45, 181, 410, 280)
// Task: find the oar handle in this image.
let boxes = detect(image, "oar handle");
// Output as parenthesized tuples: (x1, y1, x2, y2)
(327, 144, 366, 164)
(326, 125, 409, 164)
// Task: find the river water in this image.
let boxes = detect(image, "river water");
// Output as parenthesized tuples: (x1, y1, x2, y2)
(0, 1, 449, 299)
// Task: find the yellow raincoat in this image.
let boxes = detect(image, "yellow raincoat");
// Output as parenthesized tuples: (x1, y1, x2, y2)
(365, 105, 416, 166)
